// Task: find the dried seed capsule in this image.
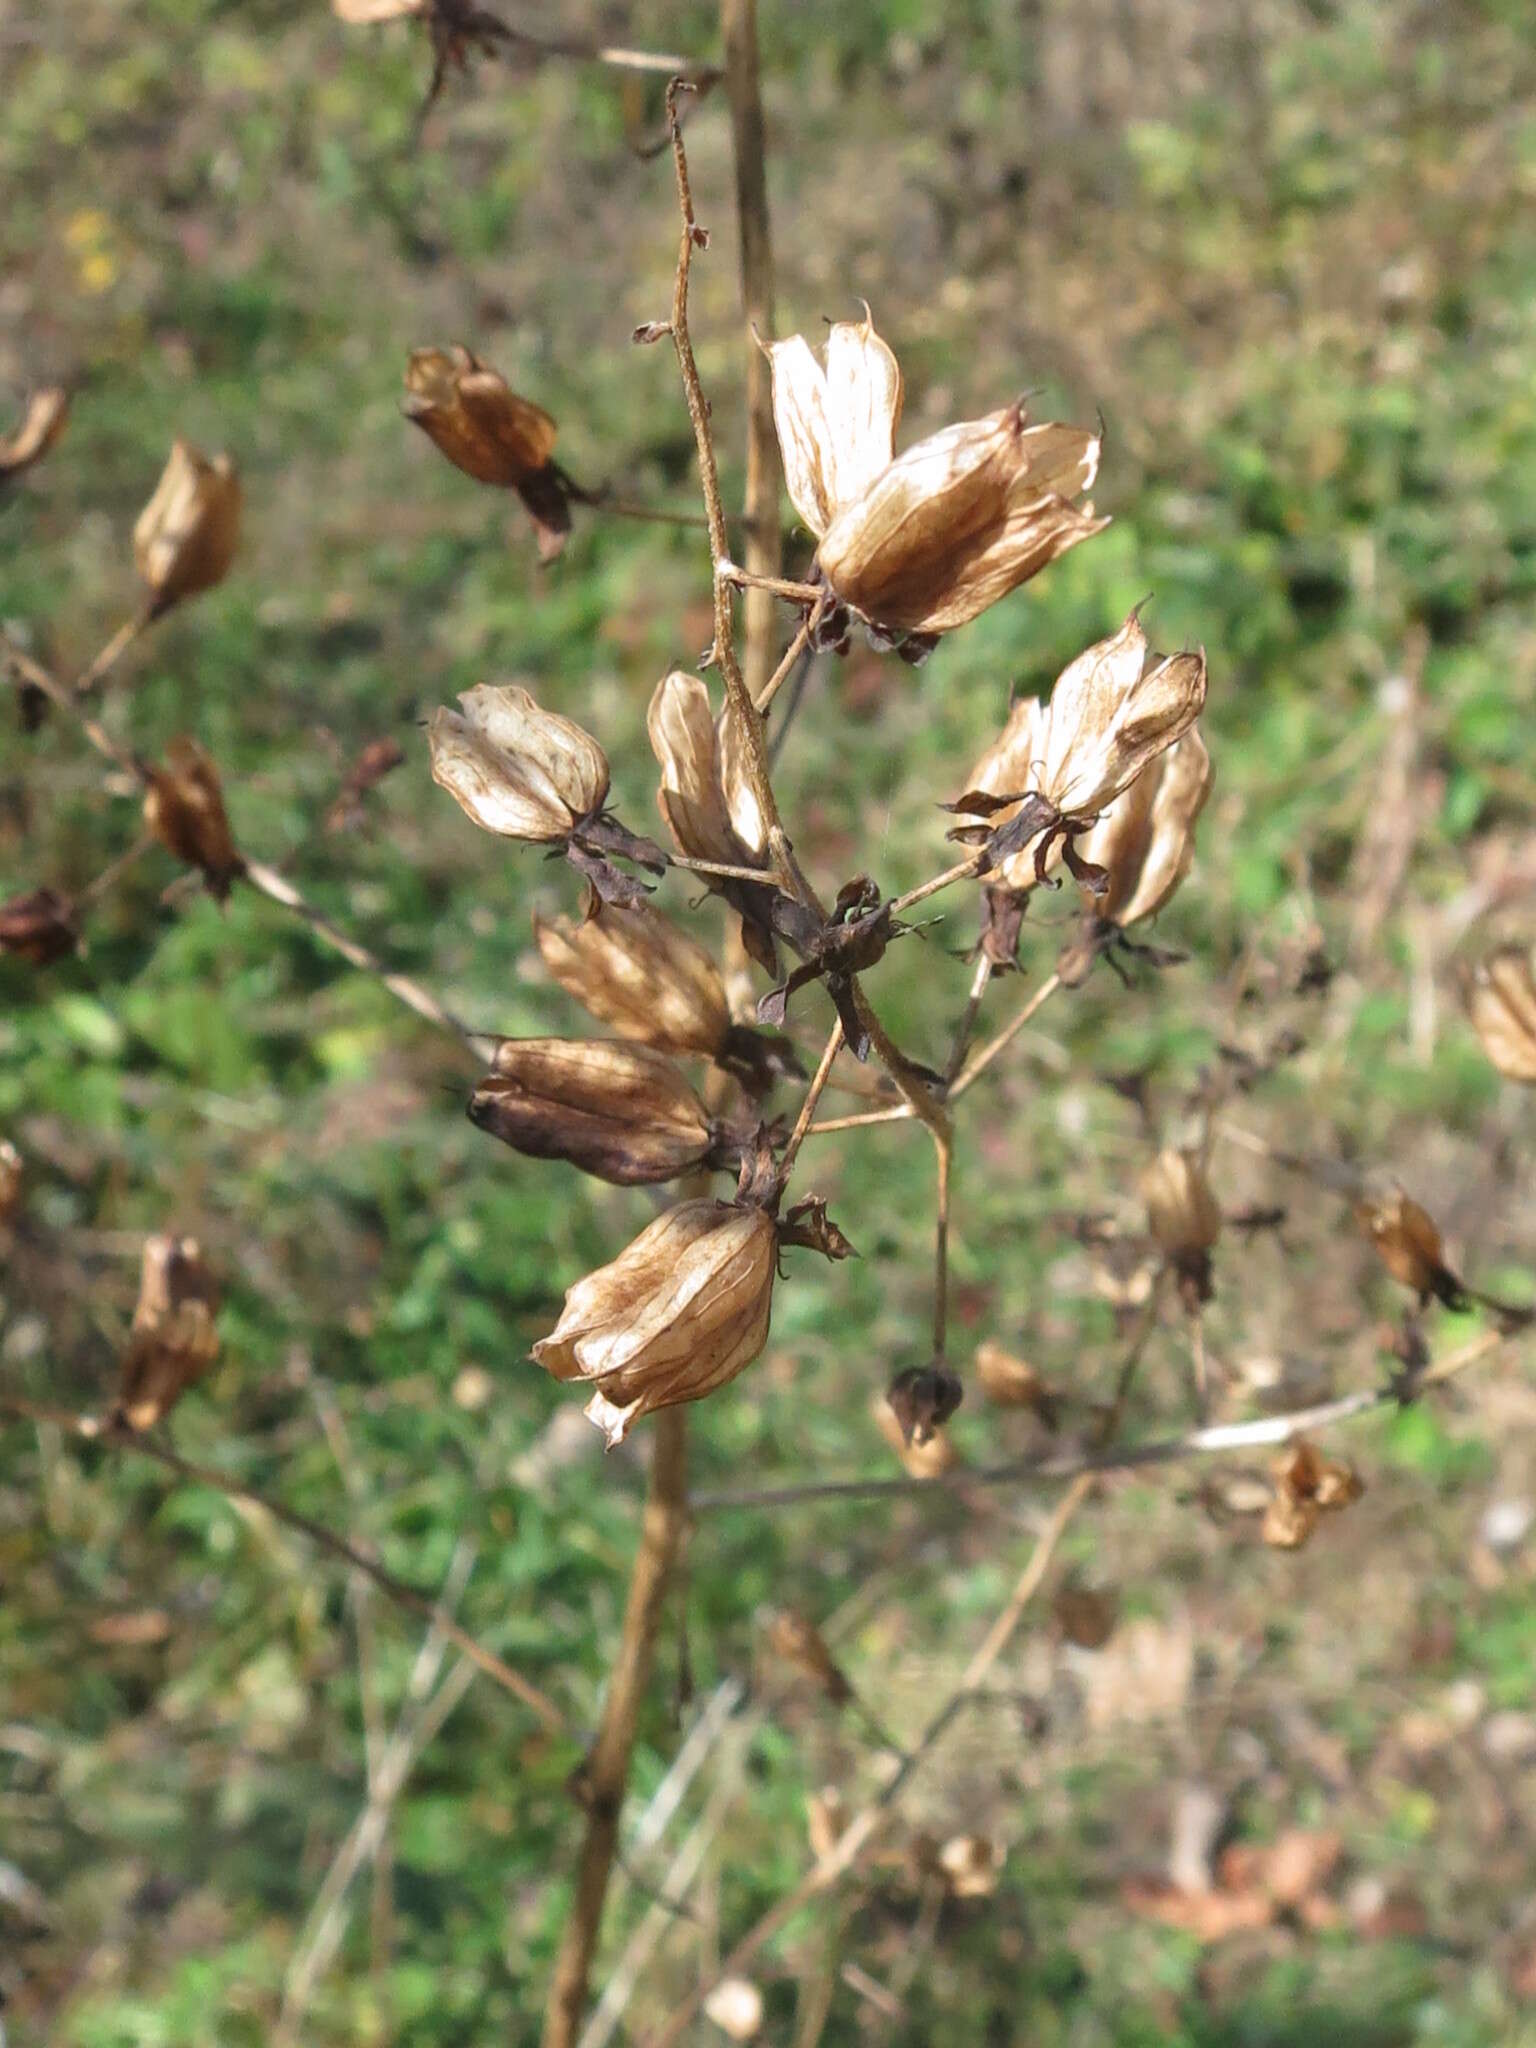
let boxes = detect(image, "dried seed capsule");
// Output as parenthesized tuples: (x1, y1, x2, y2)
(1141, 1147, 1222, 1302)
(1354, 1188, 1461, 1304)
(143, 737, 244, 899)
(763, 1609, 852, 1704)
(647, 670, 764, 869)
(133, 440, 241, 617)
(113, 1235, 221, 1431)
(1465, 948, 1536, 1084)
(974, 1340, 1058, 1424)
(532, 1199, 777, 1446)
(402, 344, 570, 559)
(428, 684, 608, 842)
(0, 386, 70, 480)
(0, 1140, 21, 1228)
(1077, 726, 1213, 930)
(886, 1362, 963, 1446)
(0, 887, 79, 965)
(872, 1395, 959, 1478)
(766, 309, 1104, 638)
(936, 1834, 1005, 1899)
(469, 1038, 723, 1186)
(535, 902, 731, 1057)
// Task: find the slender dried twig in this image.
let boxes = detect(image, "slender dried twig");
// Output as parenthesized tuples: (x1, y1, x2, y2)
(689, 1325, 1513, 1512)
(541, 1410, 690, 2048)
(931, 1128, 953, 1359)
(640, 1477, 1093, 2048)
(779, 1019, 846, 1177)
(0, 1395, 567, 1733)
(74, 607, 152, 697)
(950, 970, 1063, 1096)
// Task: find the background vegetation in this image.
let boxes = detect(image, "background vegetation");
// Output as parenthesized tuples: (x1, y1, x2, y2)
(4, 0, 1536, 2041)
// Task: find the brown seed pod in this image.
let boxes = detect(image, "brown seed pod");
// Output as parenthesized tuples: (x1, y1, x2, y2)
(535, 902, 730, 1057)
(1465, 948, 1536, 1084)
(0, 887, 79, 965)
(143, 738, 244, 900)
(1353, 1188, 1463, 1305)
(133, 440, 241, 617)
(0, 386, 70, 480)
(532, 1199, 777, 1446)
(113, 1235, 221, 1432)
(403, 344, 570, 559)
(469, 1038, 727, 1186)
(429, 684, 608, 843)
(973, 1340, 1059, 1425)
(0, 1140, 22, 1228)
(762, 1608, 853, 1704)
(1141, 1146, 1222, 1303)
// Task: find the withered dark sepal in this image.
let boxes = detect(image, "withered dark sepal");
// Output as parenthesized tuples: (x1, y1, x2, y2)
(562, 807, 670, 910)
(756, 877, 895, 1061)
(777, 1195, 858, 1264)
(978, 883, 1027, 970)
(0, 886, 80, 966)
(718, 1021, 805, 1099)
(886, 1362, 963, 1446)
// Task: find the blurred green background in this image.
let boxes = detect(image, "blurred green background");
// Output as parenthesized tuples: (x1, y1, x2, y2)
(5, 1, 1536, 2041)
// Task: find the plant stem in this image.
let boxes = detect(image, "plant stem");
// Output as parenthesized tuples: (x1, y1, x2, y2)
(778, 1019, 845, 1177)
(75, 607, 151, 697)
(0, 1395, 566, 1732)
(541, 1410, 690, 2048)
(949, 971, 1062, 1096)
(932, 1129, 952, 1359)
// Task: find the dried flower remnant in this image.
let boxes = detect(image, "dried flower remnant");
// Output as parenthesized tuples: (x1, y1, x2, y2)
(1465, 948, 1536, 1084)
(873, 1394, 959, 1478)
(469, 1038, 739, 1186)
(533, 901, 797, 1096)
(763, 1608, 853, 1704)
(701, 1978, 764, 2044)
(113, 1235, 221, 1431)
(0, 1140, 22, 1229)
(143, 738, 245, 900)
(1353, 1188, 1466, 1308)
(403, 345, 570, 560)
(429, 684, 662, 905)
(1057, 727, 1213, 985)
(765, 309, 1106, 642)
(134, 440, 241, 618)
(0, 386, 70, 481)
(947, 613, 1207, 897)
(935, 1834, 1005, 1899)
(0, 887, 79, 966)
(648, 669, 781, 971)
(532, 1199, 778, 1445)
(1262, 1437, 1364, 1549)
(1141, 1147, 1222, 1305)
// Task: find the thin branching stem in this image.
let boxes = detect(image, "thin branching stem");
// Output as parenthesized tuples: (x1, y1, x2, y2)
(779, 1018, 845, 1178)
(950, 970, 1062, 1097)
(640, 1476, 1093, 2048)
(945, 953, 994, 1086)
(0, 1395, 567, 1733)
(886, 855, 983, 919)
(717, 563, 824, 606)
(75, 607, 152, 696)
(689, 1325, 1514, 1512)
(756, 595, 826, 714)
(932, 1128, 953, 1359)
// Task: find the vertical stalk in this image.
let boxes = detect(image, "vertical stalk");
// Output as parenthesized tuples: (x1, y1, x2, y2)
(721, 0, 783, 707)
(541, 1411, 690, 2048)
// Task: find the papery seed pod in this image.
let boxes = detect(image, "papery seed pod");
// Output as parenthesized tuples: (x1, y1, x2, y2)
(0, 1140, 22, 1228)
(0, 887, 79, 965)
(974, 1340, 1059, 1424)
(469, 1038, 725, 1186)
(1141, 1147, 1221, 1303)
(763, 1608, 852, 1704)
(133, 440, 241, 617)
(936, 1834, 1005, 1899)
(1353, 1188, 1461, 1304)
(0, 386, 70, 480)
(806, 1785, 846, 1864)
(1273, 1438, 1362, 1512)
(429, 683, 607, 842)
(535, 901, 730, 1056)
(873, 1393, 959, 1478)
(960, 694, 1057, 896)
(403, 344, 570, 559)
(1313, 1458, 1365, 1511)
(1262, 1486, 1320, 1550)
(1053, 1583, 1118, 1650)
(647, 670, 762, 870)
(143, 737, 244, 900)
(532, 1199, 776, 1446)
(1076, 726, 1213, 930)
(1465, 949, 1536, 1084)
(766, 312, 1104, 638)
(113, 1235, 221, 1431)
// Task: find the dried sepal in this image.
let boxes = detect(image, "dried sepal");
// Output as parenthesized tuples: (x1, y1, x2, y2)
(886, 1362, 963, 1447)
(756, 875, 896, 1059)
(469, 1038, 734, 1186)
(0, 386, 70, 481)
(532, 1199, 777, 1446)
(974, 1340, 1060, 1425)
(777, 1195, 858, 1263)
(0, 887, 79, 966)
(133, 440, 241, 618)
(403, 344, 569, 560)
(1140, 1147, 1221, 1305)
(143, 738, 244, 900)
(1353, 1188, 1465, 1307)
(1263, 1436, 1363, 1548)
(113, 1235, 221, 1431)
(1465, 948, 1536, 1084)
(763, 1608, 853, 1704)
